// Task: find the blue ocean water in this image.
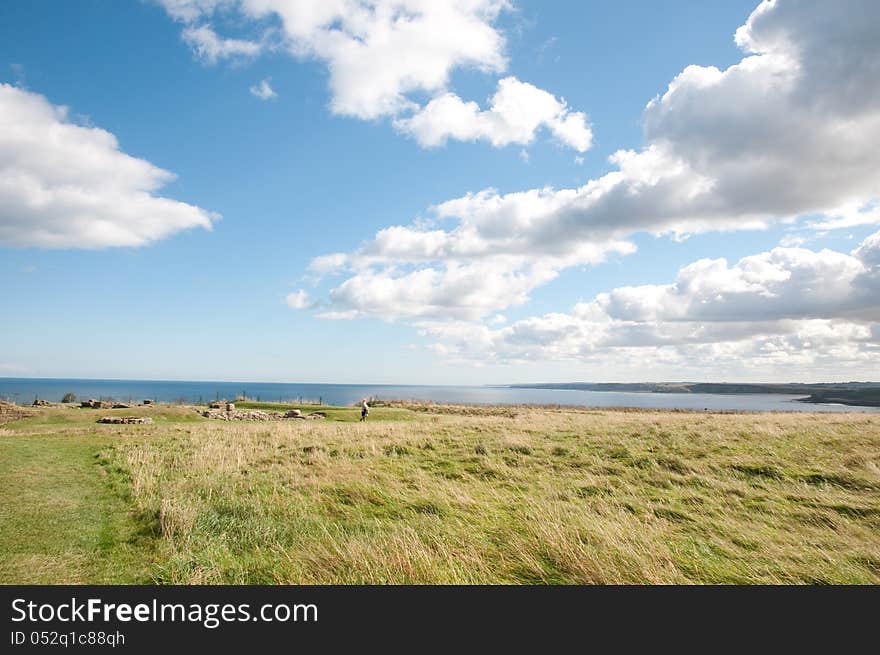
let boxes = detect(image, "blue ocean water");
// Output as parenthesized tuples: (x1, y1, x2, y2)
(0, 377, 876, 412)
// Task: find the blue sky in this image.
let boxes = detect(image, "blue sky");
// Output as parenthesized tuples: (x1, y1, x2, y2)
(1, 1, 879, 384)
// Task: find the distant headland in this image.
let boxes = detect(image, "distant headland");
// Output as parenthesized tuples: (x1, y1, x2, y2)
(507, 382, 880, 407)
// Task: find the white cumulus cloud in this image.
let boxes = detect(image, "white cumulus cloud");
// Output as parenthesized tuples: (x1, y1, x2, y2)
(418, 230, 880, 375)
(305, 0, 880, 327)
(158, 0, 592, 152)
(395, 76, 592, 151)
(160, 0, 508, 118)
(0, 84, 217, 248)
(315, 237, 635, 321)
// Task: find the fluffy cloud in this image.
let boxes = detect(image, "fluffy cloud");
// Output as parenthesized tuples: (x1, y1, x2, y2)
(159, 0, 592, 151)
(318, 260, 557, 321)
(249, 78, 277, 100)
(307, 0, 880, 325)
(0, 84, 217, 248)
(315, 238, 635, 321)
(418, 230, 880, 373)
(160, 0, 508, 117)
(395, 77, 592, 151)
(597, 246, 876, 324)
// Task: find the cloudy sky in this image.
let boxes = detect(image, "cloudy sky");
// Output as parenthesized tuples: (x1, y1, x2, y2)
(1, 0, 878, 383)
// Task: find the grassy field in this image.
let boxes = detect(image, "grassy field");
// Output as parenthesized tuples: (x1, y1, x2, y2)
(1, 401, 879, 584)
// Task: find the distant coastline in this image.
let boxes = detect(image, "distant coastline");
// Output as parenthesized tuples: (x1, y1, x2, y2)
(508, 381, 880, 408)
(2, 377, 880, 412)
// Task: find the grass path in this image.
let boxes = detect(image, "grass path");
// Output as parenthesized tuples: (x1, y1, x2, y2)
(0, 429, 155, 583)
(0, 402, 402, 583)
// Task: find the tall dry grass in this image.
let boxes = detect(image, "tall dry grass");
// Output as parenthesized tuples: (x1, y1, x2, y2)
(103, 409, 880, 584)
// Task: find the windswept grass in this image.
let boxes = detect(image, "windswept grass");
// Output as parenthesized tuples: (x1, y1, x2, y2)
(2, 405, 879, 584)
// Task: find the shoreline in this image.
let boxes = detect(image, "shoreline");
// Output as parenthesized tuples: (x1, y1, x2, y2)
(3, 378, 880, 411)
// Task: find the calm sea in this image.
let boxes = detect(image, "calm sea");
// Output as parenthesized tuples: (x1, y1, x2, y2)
(0, 377, 876, 412)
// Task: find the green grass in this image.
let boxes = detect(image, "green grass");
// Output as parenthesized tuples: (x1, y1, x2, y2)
(1, 403, 879, 584)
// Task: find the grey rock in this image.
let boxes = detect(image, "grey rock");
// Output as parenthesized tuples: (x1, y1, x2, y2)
(97, 416, 154, 425)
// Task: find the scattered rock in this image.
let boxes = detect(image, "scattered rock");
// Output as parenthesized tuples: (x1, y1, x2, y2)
(142, 399, 153, 405)
(32, 399, 52, 406)
(97, 416, 153, 425)
(209, 401, 224, 409)
(200, 408, 326, 422)
(81, 399, 113, 409)
(0, 401, 34, 424)
(226, 402, 235, 412)
(112, 403, 131, 409)
(201, 409, 276, 421)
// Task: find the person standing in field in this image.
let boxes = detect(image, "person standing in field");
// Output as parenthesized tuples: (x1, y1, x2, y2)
(360, 399, 369, 421)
